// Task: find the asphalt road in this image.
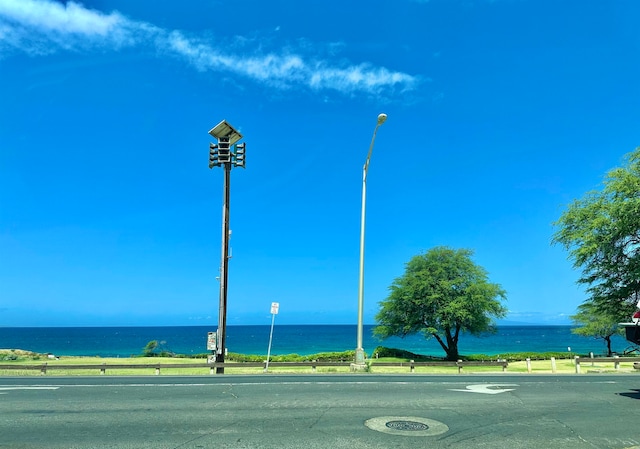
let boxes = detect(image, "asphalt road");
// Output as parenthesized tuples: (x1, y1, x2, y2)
(1, 374, 640, 448)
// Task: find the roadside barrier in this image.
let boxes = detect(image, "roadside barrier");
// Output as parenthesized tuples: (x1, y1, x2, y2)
(370, 360, 508, 374)
(573, 356, 640, 374)
(0, 360, 508, 375)
(9, 358, 640, 375)
(0, 361, 349, 375)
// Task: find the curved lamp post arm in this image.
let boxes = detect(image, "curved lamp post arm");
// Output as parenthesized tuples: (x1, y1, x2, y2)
(362, 113, 388, 179)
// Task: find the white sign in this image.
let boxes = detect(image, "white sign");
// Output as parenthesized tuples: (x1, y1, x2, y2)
(270, 302, 280, 314)
(207, 331, 217, 350)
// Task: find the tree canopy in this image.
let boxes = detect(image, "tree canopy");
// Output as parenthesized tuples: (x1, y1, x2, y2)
(374, 246, 507, 361)
(553, 147, 640, 319)
(570, 301, 622, 356)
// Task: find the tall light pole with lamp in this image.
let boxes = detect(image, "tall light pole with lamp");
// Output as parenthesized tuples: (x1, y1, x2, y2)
(354, 113, 387, 367)
(208, 120, 245, 374)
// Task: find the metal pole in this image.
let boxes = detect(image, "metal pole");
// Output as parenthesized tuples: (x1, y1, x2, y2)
(265, 312, 276, 372)
(355, 114, 386, 366)
(217, 162, 231, 374)
(355, 164, 369, 365)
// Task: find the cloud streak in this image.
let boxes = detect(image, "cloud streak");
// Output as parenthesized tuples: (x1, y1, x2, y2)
(0, 0, 418, 95)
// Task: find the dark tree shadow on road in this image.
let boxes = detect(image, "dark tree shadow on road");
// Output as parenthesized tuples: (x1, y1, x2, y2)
(618, 389, 640, 400)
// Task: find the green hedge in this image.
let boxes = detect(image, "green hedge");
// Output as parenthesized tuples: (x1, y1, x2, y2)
(139, 348, 357, 362)
(371, 346, 586, 362)
(466, 352, 584, 362)
(371, 346, 445, 361)
(226, 350, 355, 363)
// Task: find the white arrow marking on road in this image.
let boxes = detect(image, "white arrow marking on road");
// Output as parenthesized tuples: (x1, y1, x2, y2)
(449, 384, 518, 394)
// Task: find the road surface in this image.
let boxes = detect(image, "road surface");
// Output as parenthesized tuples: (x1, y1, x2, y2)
(1, 374, 639, 448)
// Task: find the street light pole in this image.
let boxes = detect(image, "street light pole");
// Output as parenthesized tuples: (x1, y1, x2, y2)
(355, 113, 387, 367)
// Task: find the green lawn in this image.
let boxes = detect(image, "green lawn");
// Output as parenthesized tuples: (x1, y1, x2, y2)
(1, 354, 638, 376)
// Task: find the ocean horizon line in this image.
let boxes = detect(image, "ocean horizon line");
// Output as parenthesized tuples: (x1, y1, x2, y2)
(0, 324, 622, 358)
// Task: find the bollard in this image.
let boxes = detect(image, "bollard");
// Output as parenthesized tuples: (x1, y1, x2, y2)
(590, 352, 594, 367)
(526, 358, 532, 373)
(551, 357, 556, 374)
(410, 360, 415, 373)
(575, 356, 581, 374)
(614, 355, 620, 370)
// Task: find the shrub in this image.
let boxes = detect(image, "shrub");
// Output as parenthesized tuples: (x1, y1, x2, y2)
(371, 346, 445, 361)
(372, 347, 587, 362)
(141, 340, 175, 358)
(225, 350, 356, 363)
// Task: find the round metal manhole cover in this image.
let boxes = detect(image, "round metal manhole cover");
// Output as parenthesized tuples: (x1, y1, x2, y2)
(386, 420, 429, 431)
(365, 416, 449, 437)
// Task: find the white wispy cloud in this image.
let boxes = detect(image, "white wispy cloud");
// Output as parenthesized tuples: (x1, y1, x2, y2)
(0, 0, 418, 95)
(0, 0, 147, 53)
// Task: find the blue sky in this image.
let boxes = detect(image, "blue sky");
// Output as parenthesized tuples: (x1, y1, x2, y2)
(1, 0, 639, 327)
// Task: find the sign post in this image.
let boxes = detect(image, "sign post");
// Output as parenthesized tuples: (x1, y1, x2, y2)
(265, 302, 279, 372)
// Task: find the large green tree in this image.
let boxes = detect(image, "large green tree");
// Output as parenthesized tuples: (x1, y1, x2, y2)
(374, 247, 507, 361)
(570, 301, 623, 356)
(553, 148, 640, 319)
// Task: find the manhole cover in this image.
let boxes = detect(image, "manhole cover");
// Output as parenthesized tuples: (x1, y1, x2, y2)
(365, 416, 449, 437)
(386, 420, 429, 431)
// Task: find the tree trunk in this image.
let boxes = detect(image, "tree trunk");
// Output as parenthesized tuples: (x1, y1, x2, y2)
(445, 346, 459, 361)
(432, 329, 460, 361)
(444, 325, 460, 361)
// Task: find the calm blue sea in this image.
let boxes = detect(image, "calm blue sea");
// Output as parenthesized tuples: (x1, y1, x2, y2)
(0, 325, 631, 358)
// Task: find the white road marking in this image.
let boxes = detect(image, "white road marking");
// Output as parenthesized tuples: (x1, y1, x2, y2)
(0, 387, 60, 391)
(0, 386, 60, 395)
(449, 384, 518, 394)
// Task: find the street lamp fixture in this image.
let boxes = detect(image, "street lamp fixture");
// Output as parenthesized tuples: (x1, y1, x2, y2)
(354, 113, 387, 367)
(208, 119, 245, 374)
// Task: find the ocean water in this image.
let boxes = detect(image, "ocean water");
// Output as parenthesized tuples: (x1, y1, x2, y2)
(0, 325, 632, 358)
